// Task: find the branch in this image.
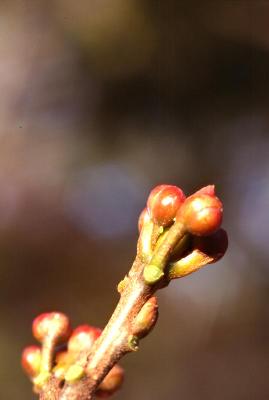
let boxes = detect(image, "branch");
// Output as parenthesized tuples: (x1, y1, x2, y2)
(21, 184, 227, 400)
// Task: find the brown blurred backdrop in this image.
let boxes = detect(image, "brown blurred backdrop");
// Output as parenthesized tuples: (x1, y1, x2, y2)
(0, 1, 269, 399)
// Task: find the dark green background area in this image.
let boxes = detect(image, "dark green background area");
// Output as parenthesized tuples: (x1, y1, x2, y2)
(0, 1, 268, 399)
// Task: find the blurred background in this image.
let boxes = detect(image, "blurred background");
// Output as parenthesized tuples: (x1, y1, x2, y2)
(0, 1, 269, 399)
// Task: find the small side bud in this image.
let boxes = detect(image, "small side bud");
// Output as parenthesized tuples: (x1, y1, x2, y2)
(127, 335, 139, 352)
(96, 365, 124, 398)
(177, 193, 223, 236)
(21, 345, 41, 379)
(133, 296, 158, 339)
(147, 184, 185, 227)
(117, 276, 129, 294)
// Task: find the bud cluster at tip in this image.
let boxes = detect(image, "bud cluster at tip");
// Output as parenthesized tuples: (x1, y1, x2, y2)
(22, 314, 124, 397)
(138, 184, 226, 285)
(22, 183, 226, 397)
(142, 183, 223, 237)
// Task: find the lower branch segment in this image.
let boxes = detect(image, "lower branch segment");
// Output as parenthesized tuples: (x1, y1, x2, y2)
(41, 264, 154, 400)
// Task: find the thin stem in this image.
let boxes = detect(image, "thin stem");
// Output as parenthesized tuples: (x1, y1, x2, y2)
(41, 337, 55, 373)
(149, 220, 186, 270)
(34, 337, 56, 391)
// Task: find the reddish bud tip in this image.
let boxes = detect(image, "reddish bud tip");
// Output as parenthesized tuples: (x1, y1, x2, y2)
(178, 194, 223, 236)
(194, 185, 215, 197)
(193, 228, 228, 261)
(68, 325, 102, 354)
(96, 365, 124, 398)
(32, 312, 71, 344)
(21, 345, 41, 378)
(138, 208, 151, 232)
(147, 185, 185, 227)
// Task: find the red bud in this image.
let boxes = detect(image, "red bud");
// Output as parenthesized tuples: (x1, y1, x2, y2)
(32, 312, 71, 344)
(147, 185, 185, 227)
(193, 228, 228, 261)
(68, 325, 102, 354)
(21, 345, 41, 378)
(177, 193, 223, 236)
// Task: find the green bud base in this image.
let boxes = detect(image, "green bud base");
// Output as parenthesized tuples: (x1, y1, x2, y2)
(143, 265, 164, 285)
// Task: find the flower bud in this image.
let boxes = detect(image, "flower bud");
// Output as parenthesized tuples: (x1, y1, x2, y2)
(32, 312, 71, 344)
(147, 185, 185, 227)
(96, 364, 124, 398)
(168, 229, 228, 280)
(133, 296, 158, 339)
(68, 325, 102, 354)
(32, 312, 71, 381)
(21, 346, 41, 378)
(177, 193, 223, 236)
(193, 228, 228, 261)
